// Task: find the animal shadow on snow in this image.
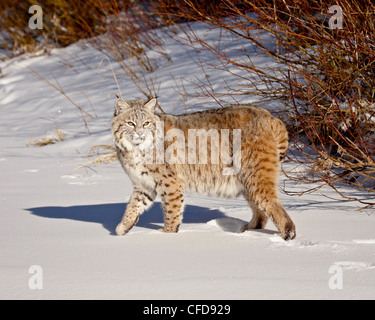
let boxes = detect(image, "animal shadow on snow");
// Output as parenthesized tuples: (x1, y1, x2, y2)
(26, 202, 276, 236)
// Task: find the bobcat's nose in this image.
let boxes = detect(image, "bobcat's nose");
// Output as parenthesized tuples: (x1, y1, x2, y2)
(135, 130, 145, 139)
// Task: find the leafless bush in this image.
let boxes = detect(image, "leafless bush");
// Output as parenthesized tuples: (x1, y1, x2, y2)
(152, 0, 375, 207)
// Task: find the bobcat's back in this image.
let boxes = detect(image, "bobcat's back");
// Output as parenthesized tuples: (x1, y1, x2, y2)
(159, 104, 288, 163)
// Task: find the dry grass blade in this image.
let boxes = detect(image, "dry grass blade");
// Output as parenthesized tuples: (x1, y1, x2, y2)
(75, 144, 118, 170)
(28, 129, 65, 147)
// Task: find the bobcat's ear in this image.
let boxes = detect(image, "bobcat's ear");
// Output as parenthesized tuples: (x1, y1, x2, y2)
(144, 98, 157, 114)
(115, 98, 131, 116)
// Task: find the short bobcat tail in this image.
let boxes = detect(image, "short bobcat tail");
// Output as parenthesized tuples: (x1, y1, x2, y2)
(272, 118, 289, 161)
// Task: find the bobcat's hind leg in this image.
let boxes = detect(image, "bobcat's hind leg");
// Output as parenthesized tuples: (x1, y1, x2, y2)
(241, 194, 269, 232)
(243, 191, 295, 240)
(116, 188, 156, 236)
(239, 148, 296, 240)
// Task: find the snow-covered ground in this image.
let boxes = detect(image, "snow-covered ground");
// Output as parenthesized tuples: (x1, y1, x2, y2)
(0, 23, 374, 300)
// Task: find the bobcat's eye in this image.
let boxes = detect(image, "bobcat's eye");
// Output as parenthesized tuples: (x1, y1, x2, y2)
(126, 121, 136, 128)
(143, 121, 151, 128)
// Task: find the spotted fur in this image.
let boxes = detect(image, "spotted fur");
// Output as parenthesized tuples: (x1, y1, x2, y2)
(111, 98, 296, 240)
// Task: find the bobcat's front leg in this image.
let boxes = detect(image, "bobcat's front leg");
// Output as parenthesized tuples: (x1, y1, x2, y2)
(160, 182, 185, 233)
(116, 189, 155, 236)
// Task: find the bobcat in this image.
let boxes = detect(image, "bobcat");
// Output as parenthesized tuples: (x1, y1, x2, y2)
(111, 98, 296, 240)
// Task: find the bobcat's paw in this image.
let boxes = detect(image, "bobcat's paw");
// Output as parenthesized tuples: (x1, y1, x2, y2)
(158, 227, 179, 233)
(280, 222, 296, 241)
(116, 223, 129, 236)
(241, 221, 264, 233)
(240, 223, 250, 233)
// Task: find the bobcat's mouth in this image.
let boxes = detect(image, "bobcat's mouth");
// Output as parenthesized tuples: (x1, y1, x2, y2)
(132, 133, 153, 148)
(132, 136, 145, 144)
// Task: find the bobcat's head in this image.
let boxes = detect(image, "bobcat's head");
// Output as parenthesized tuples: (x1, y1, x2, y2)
(111, 98, 158, 151)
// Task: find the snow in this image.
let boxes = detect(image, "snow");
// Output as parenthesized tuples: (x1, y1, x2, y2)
(0, 22, 374, 300)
